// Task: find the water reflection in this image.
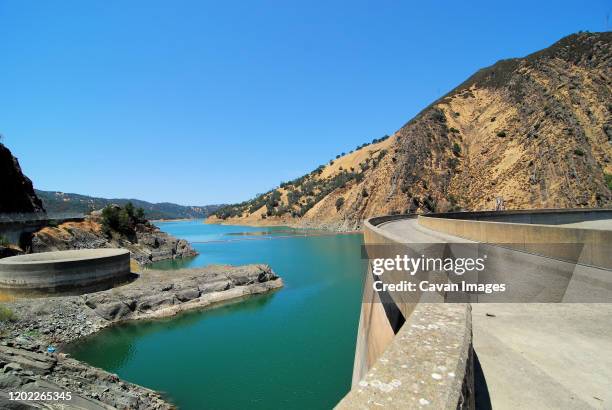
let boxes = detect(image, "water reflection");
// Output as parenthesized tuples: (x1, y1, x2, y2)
(67, 292, 277, 370)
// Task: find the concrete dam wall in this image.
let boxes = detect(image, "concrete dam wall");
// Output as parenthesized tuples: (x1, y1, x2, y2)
(338, 215, 475, 409)
(419, 209, 612, 270)
(339, 208, 612, 408)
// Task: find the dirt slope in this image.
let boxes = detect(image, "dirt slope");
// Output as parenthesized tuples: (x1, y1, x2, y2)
(209, 32, 612, 230)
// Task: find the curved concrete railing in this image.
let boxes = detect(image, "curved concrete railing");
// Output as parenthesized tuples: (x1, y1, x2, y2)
(340, 209, 611, 408)
(338, 215, 474, 409)
(418, 208, 612, 224)
(419, 209, 612, 269)
(0, 248, 131, 290)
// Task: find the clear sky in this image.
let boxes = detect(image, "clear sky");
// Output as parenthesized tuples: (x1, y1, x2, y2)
(0, 1, 609, 205)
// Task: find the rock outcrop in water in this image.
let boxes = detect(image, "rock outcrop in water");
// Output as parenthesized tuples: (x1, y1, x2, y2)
(0, 264, 282, 408)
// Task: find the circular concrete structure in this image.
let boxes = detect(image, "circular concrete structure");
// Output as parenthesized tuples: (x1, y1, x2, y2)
(0, 248, 131, 290)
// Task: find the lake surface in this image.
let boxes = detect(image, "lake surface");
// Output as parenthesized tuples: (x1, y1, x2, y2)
(67, 221, 365, 409)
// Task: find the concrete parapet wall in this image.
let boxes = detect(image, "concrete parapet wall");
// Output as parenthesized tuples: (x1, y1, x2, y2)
(423, 208, 612, 225)
(342, 210, 612, 408)
(338, 304, 473, 409)
(342, 216, 474, 409)
(0, 249, 130, 289)
(418, 213, 612, 269)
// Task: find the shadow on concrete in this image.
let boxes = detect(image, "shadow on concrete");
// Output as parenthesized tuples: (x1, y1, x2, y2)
(474, 350, 492, 410)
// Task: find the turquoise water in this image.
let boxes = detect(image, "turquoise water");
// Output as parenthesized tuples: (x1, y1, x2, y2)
(67, 221, 365, 409)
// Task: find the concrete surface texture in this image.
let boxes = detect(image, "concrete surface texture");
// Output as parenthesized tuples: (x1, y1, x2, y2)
(422, 209, 612, 225)
(376, 217, 612, 409)
(0, 248, 130, 289)
(472, 303, 612, 409)
(560, 219, 612, 230)
(343, 217, 474, 409)
(418, 214, 612, 269)
(338, 303, 473, 409)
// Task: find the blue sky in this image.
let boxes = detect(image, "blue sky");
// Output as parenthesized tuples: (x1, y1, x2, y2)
(0, 1, 609, 205)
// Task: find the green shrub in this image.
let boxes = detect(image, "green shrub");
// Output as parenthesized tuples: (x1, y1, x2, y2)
(101, 202, 146, 236)
(335, 197, 345, 211)
(0, 305, 15, 322)
(432, 108, 446, 123)
(423, 196, 436, 212)
(497, 130, 507, 138)
(135, 207, 146, 222)
(574, 148, 585, 156)
(452, 142, 462, 156)
(605, 174, 612, 190)
(0, 235, 9, 247)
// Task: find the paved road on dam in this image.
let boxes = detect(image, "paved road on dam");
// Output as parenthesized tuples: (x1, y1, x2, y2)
(378, 219, 612, 409)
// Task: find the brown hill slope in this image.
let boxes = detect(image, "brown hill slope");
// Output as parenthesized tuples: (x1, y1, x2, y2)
(209, 32, 612, 230)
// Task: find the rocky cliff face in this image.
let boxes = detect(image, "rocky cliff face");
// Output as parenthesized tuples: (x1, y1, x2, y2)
(0, 143, 45, 214)
(210, 32, 612, 230)
(31, 213, 197, 264)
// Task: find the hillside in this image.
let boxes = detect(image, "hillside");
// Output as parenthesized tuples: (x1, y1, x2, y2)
(36, 190, 223, 220)
(31, 204, 197, 265)
(0, 143, 45, 214)
(209, 32, 612, 230)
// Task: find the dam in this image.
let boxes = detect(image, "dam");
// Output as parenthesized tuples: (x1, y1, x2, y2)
(339, 208, 612, 409)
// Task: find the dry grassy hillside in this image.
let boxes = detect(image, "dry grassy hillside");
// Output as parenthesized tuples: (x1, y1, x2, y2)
(209, 32, 612, 230)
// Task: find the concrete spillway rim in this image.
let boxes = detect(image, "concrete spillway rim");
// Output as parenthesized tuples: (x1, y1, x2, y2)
(0, 248, 130, 265)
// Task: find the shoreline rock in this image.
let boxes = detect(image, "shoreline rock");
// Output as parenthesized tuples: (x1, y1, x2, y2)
(0, 264, 282, 408)
(30, 215, 198, 265)
(204, 215, 361, 233)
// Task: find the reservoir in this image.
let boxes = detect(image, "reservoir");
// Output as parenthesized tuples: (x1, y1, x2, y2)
(67, 221, 365, 409)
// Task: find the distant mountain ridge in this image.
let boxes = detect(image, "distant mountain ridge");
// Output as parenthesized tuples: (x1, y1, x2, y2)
(209, 32, 612, 230)
(36, 190, 223, 220)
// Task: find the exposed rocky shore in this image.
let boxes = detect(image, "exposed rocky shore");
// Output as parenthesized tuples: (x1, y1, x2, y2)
(206, 215, 355, 232)
(0, 264, 282, 409)
(30, 213, 197, 265)
(204, 216, 362, 233)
